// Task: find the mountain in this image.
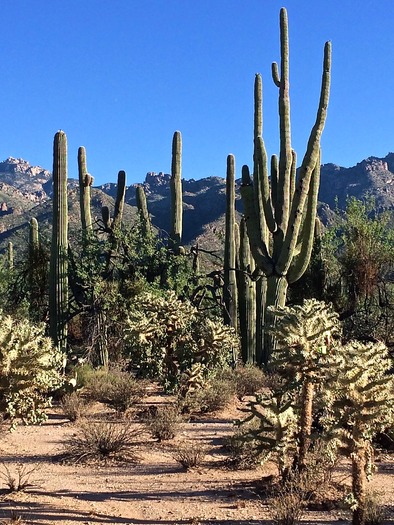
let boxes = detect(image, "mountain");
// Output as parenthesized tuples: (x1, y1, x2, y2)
(0, 153, 394, 255)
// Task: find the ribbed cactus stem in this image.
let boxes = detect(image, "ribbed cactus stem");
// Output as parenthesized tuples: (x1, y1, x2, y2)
(170, 131, 183, 250)
(78, 146, 93, 236)
(240, 8, 331, 364)
(49, 130, 69, 352)
(136, 185, 151, 236)
(29, 217, 39, 249)
(224, 154, 238, 332)
(112, 170, 126, 231)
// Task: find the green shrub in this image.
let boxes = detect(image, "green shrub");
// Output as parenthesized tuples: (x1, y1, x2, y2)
(233, 365, 266, 399)
(143, 405, 181, 441)
(60, 392, 91, 422)
(179, 378, 235, 414)
(86, 369, 146, 413)
(0, 312, 63, 426)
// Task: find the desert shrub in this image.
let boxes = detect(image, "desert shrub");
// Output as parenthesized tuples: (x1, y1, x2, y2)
(179, 378, 235, 414)
(60, 392, 91, 422)
(144, 405, 181, 441)
(0, 463, 38, 492)
(364, 491, 386, 525)
(171, 440, 207, 470)
(225, 419, 264, 469)
(270, 473, 309, 525)
(233, 365, 266, 399)
(125, 291, 238, 391)
(0, 311, 63, 426)
(86, 369, 146, 413)
(63, 420, 139, 463)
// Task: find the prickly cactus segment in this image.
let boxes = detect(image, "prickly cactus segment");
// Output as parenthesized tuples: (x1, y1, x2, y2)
(78, 146, 93, 235)
(170, 131, 183, 250)
(224, 154, 238, 331)
(49, 130, 69, 352)
(136, 185, 151, 236)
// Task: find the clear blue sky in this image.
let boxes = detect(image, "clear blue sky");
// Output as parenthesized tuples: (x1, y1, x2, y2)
(1, 0, 393, 185)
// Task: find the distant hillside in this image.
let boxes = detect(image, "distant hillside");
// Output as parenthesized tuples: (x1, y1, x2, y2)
(0, 152, 393, 255)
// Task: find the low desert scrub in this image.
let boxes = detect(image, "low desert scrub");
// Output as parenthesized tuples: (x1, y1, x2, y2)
(86, 369, 146, 413)
(60, 392, 91, 422)
(0, 512, 27, 524)
(233, 364, 266, 399)
(270, 474, 308, 525)
(225, 420, 263, 469)
(63, 420, 140, 463)
(179, 378, 235, 414)
(364, 491, 386, 525)
(171, 440, 208, 470)
(0, 463, 39, 493)
(144, 405, 182, 441)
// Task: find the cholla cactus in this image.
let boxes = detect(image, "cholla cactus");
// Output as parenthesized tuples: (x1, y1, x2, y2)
(268, 299, 341, 470)
(0, 312, 63, 427)
(125, 291, 238, 391)
(323, 341, 394, 525)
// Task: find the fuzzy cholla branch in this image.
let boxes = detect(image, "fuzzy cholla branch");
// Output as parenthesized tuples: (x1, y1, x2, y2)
(0, 312, 64, 426)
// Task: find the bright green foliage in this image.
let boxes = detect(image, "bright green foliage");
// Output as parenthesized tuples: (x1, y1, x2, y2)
(240, 8, 331, 364)
(0, 311, 63, 426)
(125, 291, 238, 391)
(323, 341, 394, 525)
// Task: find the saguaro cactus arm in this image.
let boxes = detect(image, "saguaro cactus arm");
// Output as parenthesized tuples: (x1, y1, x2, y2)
(170, 130, 183, 248)
(77, 146, 93, 234)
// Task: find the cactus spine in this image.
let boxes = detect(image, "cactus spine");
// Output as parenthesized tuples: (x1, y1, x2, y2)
(241, 8, 331, 364)
(223, 154, 238, 331)
(170, 131, 183, 250)
(49, 131, 69, 352)
(136, 185, 151, 237)
(78, 146, 93, 236)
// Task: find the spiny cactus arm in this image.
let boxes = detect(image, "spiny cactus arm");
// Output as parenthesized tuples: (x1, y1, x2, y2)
(136, 185, 151, 236)
(256, 136, 276, 233)
(274, 8, 292, 236)
(170, 130, 183, 247)
(287, 152, 320, 284)
(77, 146, 93, 233)
(276, 41, 331, 276)
(271, 154, 278, 206)
(224, 154, 238, 329)
(112, 170, 126, 230)
(240, 165, 274, 276)
(101, 206, 111, 231)
(30, 217, 39, 247)
(289, 150, 297, 204)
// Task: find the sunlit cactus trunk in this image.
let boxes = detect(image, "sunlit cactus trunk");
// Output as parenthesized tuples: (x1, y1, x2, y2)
(136, 185, 152, 237)
(78, 146, 93, 238)
(170, 131, 183, 251)
(49, 130, 69, 353)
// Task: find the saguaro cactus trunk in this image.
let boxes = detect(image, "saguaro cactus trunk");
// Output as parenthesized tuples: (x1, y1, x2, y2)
(49, 130, 69, 353)
(224, 154, 238, 331)
(170, 131, 183, 251)
(241, 8, 331, 364)
(78, 146, 93, 237)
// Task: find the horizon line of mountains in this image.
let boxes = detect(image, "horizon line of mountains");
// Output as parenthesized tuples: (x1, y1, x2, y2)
(0, 152, 393, 252)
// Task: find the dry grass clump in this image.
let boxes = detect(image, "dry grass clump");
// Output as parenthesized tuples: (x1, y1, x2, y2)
(233, 364, 266, 399)
(364, 491, 386, 525)
(171, 440, 208, 470)
(86, 369, 147, 413)
(143, 405, 182, 441)
(63, 420, 140, 463)
(60, 392, 91, 421)
(0, 463, 39, 493)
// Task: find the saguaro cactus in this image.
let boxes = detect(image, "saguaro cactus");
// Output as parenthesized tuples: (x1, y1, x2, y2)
(49, 130, 69, 352)
(78, 146, 93, 236)
(170, 131, 183, 250)
(223, 154, 238, 331)
(136, 185, 152, 237)
(241, 8, 331, 364)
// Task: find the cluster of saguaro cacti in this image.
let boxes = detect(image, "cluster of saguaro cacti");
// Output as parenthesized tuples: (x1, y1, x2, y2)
(239, 7, 331, 364)
(49, 130, 69, 353)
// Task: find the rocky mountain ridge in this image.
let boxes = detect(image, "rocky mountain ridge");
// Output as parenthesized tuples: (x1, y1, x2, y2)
(0, 152, 393, 252)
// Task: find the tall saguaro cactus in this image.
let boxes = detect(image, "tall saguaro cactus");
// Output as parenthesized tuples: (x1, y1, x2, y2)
(136, 185, 152, 237)
(78, 146, 93, 237)
(223, 154, 238, 331)
(49, 130, 69, 352)
(241, 8, 331, 364)
(170, 131, 183, 250)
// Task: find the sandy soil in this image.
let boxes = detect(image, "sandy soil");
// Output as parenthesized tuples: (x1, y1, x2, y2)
(0, 390, 393, 525)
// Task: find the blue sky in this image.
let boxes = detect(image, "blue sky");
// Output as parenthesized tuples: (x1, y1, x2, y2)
(1, 0, 393, 185)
